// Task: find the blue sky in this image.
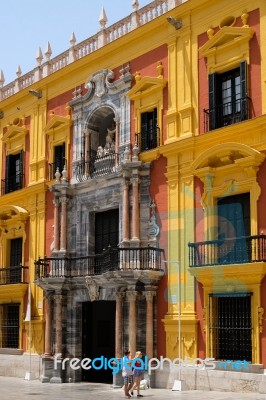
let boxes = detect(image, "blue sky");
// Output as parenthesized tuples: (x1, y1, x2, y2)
(0, 0, 151, 85)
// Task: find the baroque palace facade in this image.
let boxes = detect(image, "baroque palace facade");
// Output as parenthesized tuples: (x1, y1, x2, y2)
(0, 0, 266, 392)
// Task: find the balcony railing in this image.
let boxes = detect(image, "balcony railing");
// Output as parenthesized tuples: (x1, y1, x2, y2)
(0, 266, 28, 285)
(188, 235, 266, 267)
(1, 173, 24, 195)
(203, 96, 250, 132)
(74, 152, 118, 182)
(48, 159, 67, 180)
(136, 126, 160, 152)
(35, 247, 163, 279)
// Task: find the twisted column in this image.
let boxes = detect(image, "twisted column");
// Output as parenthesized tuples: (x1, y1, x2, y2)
(44, 292, 53, 357)
(127, 291, 137, 355)
(144, 291, 156, 359)
(115, 292, 125, 358)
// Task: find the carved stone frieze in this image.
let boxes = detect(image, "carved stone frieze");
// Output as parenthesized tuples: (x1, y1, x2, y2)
(85, 276, 100, 301)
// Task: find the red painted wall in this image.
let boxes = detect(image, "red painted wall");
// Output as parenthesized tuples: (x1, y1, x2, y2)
(45, 190, 54, 257)
(257, 154, 266, 366)
(198, 9, 261, 134)
(130, 45, 168, 144)
(150, 155, 168, 357)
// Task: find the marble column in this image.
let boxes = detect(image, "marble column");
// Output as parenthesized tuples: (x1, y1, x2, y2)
(131, 176, 140, 241)
(115, 292, 125, 359)
(122, 179, 130, 242)
(127, 291, 137, 355)
(53, 197, 60, 252)
(54, 294, 63, 356)
(60, 196, 67, 251)
(144, 291, 156, 360)
(44, 293, 53, 357)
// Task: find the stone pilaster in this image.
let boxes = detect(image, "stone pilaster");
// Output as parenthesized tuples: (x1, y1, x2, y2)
(122, 179, 130, 242)
(60, 196, 68, 251)
(131, 176, 140, 241)
(54, 294, 63, 356)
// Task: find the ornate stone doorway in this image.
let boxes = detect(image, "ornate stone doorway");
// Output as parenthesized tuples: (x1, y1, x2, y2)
(82, 300, 116, 383)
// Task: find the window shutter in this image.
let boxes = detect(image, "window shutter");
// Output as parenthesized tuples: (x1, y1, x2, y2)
(208, 73, 217, 130)
(5, 155, 10, 194)
(240, 61, 248, 120)
(141, 112, 148, 151)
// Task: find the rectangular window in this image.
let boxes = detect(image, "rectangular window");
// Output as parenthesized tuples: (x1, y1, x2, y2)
(206, 61, 248, 131)
(49, 143, 65, 179)
(217, 193, 250, 264)
(139, 109, 158, 151)
(8, 238, 23, 284)
(209, 294, 252, 361)
(0, 303, 20, 348)
(3, 151, 24, 194)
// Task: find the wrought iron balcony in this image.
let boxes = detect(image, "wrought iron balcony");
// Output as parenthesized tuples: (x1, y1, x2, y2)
(203, 96, 250, 132)
(74, 152, 118, 182)
(35, 247, 163, 279)
(136, 126, 160, 152)
(188, 235, 266, 267)
(1, 173, 24, 195)
(0, 265, 28, 285)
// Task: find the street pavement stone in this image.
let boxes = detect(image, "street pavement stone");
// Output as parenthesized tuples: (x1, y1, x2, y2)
(0, 377, 266, 400)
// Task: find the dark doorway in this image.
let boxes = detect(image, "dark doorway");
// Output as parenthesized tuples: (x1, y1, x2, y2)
(95, 209, 119, 254)
(82, 301, 116, 382)
(210, 294, 252, 361)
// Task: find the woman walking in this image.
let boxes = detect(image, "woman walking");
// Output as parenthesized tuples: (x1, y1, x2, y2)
(131, 351, 144, 398)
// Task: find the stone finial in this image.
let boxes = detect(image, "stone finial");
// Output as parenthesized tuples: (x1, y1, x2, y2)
(16, 65, 22, 78)
(135, 71, 141, 82)
(124, 146, 131, 162)
(45, 42, 52, 61)
(61, 165, 68, 182)
(132, 142, 140, 161)
(241, 10, 249, 27)
(99, 7, 108, 29)
(157, 61, 163, 78)
(132, 0, 139, 11)
(207, 27, 214, 39)
(70, 32, 76, 47)
(0, 70, 5, 87)
(55, 167, 61, 183)
(36, 46, 43, 66)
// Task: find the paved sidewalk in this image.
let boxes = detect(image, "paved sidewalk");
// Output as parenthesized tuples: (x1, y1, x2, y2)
(0, 377, 266, 400)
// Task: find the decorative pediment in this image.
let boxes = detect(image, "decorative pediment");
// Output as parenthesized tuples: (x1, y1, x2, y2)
(199, 26, 254, 58)
(127, 76, 167, 100)
(192, 143, 265, 175)
(0, 205, 29, 235)
(2, 123, 28, 144)
(45, 106, 72, 134)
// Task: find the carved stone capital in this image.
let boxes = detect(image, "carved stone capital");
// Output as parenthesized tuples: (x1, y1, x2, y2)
(127, 291, 138, 301)
(144, 291, 156, 302)
(115, 292, 125, 302)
